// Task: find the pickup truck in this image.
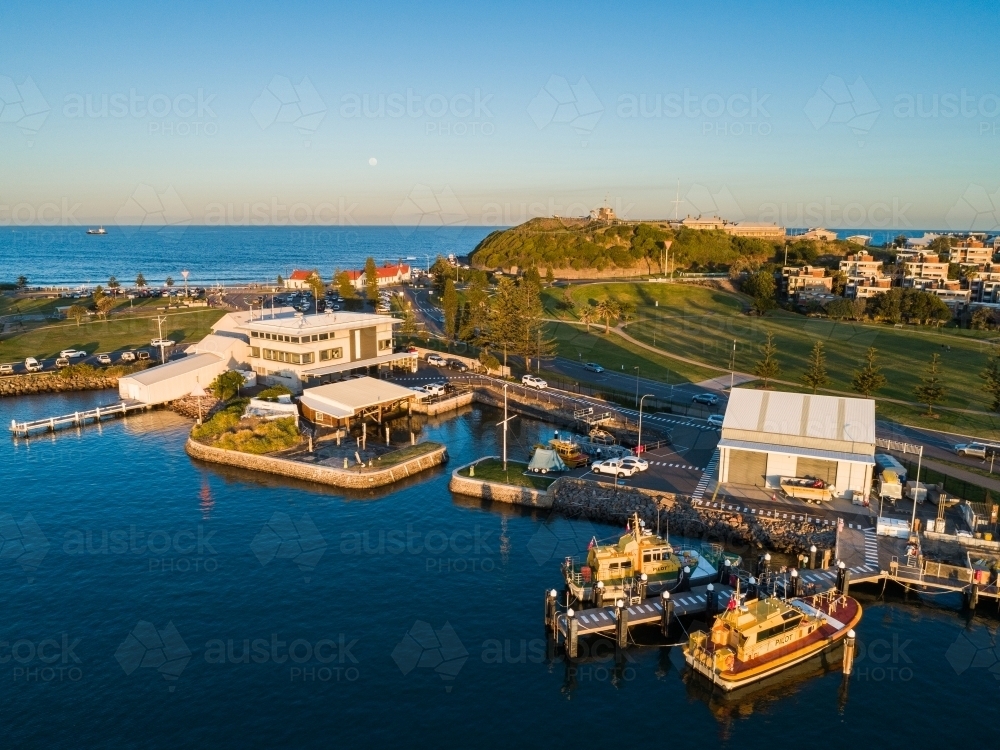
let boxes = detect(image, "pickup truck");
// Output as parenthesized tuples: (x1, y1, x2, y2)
(779, 476, 834, 503)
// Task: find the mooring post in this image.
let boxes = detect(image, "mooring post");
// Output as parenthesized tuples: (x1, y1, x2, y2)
(760, 552, 771, 578)
(385, 425, 390, 445)
(842, 629, 856, 675)
(638, 573, 648, 601)
(809, 544, 818, 570)
(615, 599, 628, 650)
(705, 583, 717, 617)
(660, 591, 673, 637)
(789, 568, 799, 598)
(95, 406, 100, 421)
(747, 576, 757, 600)
(841, 567, 851, 597)
(680, 565, 691, 593)
(594, 580, 605, 609)
(545, 589, 557, 631)
(720, 557, 731, 584)
(566, 609, 578, 658)
(968, 583, 979, 610)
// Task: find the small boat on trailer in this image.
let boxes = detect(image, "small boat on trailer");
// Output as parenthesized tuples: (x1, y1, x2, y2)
(683, 587, 862, 691)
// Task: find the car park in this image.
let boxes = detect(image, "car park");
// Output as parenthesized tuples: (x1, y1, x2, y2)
(619, 456, 649, 472)
(584, 362, 604, 373)
(24, 357, 43, 372)
(96, 354, 112, 365)
(426, 354, 447, 367)
(692, 393, 719, 406)
(521, 374, 548, 389)
(0, 363, 14, 375)
(707, 414, 724, 427)
(120, 351, 136, 362)
(590, 458, 636, 477)
(59, 349, 87, 358)
(55, 357, 70, 368)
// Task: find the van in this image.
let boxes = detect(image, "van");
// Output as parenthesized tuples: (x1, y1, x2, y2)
(24, 357, 43, 372)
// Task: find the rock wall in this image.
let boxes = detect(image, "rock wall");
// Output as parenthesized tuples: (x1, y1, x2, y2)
(0, 373, 119, 397)
(551, 478, 834, 556)
(186, 439, 447, 489)
(411, 391, 475, 415)
(448, 459, 554, 508)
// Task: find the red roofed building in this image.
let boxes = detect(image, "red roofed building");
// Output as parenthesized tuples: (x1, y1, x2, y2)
(285, 269, 318, 290)
(347, 263, 411, 291)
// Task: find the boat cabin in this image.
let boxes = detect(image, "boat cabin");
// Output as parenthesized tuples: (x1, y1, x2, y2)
(584, 513, 683, 583)
(710, 597, 820, 663)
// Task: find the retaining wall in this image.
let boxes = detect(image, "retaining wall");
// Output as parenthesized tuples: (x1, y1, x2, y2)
(0, 373, 119, 396)
(411, 391, 475, 415)
(186, 439, 447, 489)
(448, 457, 555, 508)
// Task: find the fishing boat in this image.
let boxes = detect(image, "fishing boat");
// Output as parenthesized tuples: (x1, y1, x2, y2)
(562, 512, 728, 604)
(86, 226, 107, 235)
(683, 586, 862, 691)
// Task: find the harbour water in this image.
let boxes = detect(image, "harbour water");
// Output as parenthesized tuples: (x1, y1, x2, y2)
(2, 391, 998, 747)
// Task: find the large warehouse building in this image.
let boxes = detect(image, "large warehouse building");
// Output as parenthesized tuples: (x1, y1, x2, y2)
(716, 389, 876, 501)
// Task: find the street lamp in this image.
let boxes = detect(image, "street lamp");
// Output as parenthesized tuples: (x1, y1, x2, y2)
(181, 269, 190, 299)
(633, 366, 639, 407)
(190, 384, 206, 424)
(637, 394, 654, 455)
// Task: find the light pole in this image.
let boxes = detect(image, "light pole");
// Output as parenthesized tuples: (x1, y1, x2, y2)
(638, 394, 654, 455)
(495, 383, 518, 472)
(181, 269, 190, 299)
(154, 315, 168, 363)
(730, 339, 737, 390)
(909, 445, 924, 533)
(633, 366, 639, 407)
(190, 384, 206, 424)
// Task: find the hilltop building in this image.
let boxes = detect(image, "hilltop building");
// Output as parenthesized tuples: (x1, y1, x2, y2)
(799, 228, 837, 241)
(284, 269, 317, 290)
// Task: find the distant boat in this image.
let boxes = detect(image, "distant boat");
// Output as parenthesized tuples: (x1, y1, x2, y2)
(86, 226, 107, 235)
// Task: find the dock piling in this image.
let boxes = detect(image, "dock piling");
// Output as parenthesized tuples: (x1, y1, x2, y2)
(594, 580, 605, 609)
(705, 584, 717, 617)
(660, 591, 673, 637)
(788, 568, 799, 598)
(809, 544, 817, 570)
(567, 609, 578, 658)
(720, 558, 731, 585)
(842, 629, 856, 675)
(615, 600, 628, 650)
(545, 589, 557, 633)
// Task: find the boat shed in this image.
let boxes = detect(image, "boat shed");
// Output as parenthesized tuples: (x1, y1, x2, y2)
(716, 389, 876, 500)
(298, 377, 425, 428)
(117, 353, 228, 405)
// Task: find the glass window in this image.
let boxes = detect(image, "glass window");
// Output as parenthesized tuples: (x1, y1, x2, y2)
(250, 347, 260, 357)
(319, 332, 329, 340)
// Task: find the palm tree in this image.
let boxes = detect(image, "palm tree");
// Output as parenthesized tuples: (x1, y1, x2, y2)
(579, 304, 597, 332)
(595, 299, 621, 334)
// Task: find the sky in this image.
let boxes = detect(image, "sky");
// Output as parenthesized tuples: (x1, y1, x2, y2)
(2, 0, 999, 231)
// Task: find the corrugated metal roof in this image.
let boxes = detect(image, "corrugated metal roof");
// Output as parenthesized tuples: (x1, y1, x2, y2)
(718, 438, 875, 465)
(722, 388, 875, 444)
(299, 377, 424, 419)
(123, 353, 223, 385)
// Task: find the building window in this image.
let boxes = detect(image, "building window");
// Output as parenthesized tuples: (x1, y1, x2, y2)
(319, 332, 329, 340)
(251, 331, 260, 338)
(378, 338, 391, 351)
(319, 347, 344, 362)
(250, 347, 260, 357)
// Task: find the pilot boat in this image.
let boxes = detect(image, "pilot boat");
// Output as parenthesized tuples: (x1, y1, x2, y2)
(683, 586, 862, 691)
(562, 512, 721, 604)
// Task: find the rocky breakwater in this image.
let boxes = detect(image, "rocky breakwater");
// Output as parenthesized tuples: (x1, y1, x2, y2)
(0, 371, 120, 397)
(551, 479, 834, 556)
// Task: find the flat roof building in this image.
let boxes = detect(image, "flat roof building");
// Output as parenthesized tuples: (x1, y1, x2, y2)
(717, 388, 875, 501)
(299, 377, 425, 428)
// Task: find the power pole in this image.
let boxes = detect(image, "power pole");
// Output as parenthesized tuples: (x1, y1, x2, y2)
(154, 315, 168, 363)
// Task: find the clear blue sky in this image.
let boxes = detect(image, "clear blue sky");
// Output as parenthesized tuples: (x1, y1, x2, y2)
(2, 0, 998, 230)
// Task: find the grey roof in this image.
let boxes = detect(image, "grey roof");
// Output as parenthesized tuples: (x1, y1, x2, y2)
(718, 438, 876, 465)
(122, 353, 223, 385)
(722, 388, 875, 445)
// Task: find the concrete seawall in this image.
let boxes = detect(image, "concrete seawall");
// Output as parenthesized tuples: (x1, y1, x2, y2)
(448, 457, 555, 508)
(186, 439, 448, 489)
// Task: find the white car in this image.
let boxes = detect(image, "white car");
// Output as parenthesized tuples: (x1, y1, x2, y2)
(422, 382, 447, 396)
(119, 351, 136, 362)
(591, 458, 636, 477)
(59, 349, 87, 358)
(707, 414, 724, 427)
(620, 456, 649, 472)
(96, 353, 112, 365)
(426, 354, 447, 367)
(522, 375, 548, 389)
(0, 363, 14, 375)
(24, 357, 43, 372)
(151, 338, 175, 347)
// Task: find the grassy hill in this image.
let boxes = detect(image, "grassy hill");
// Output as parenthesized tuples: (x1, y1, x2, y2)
(470, 218, 779, 274)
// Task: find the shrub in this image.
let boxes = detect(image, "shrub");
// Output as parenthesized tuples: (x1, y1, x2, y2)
(190, 399, 249, 440)
(209, 370, 246, 401)
(214, 417, 301, 454)
(256, 384, 292, 402)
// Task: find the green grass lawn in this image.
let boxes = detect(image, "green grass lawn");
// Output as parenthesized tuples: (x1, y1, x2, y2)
(459, 458, 556, 490)
(0, 308, 225, 361)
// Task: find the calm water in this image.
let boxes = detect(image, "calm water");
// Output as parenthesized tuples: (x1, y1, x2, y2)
(1, 391, 998, 748)
(0, 226, 496, 287)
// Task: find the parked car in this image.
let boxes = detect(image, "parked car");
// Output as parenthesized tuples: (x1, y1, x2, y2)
(619, 456, 649, 472)
(0, 363, 14, 375)
(24, 357, 43, 372)
(522, 374, 548, 389)
(447, 359, 469, 372)
(59, 349, 87, 358)
(137, 350, 151, 361)
(591, 458, 636, 477)
(584, 362, 604, 373)
(96, 353, 112, 365)
(421, 382, 447, 396)
(150, 339, 175, 347)
(426, 354, 447, 367)
(707, 414, 724, 427)
(692, 393, 719, 406)
(955, 442, 1000, 458)
(119, 351, 136, 362)
(55, 357, 70, 369)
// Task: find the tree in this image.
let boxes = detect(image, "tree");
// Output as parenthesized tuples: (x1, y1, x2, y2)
(429, 256, 456, 295)
(165, 276, 174, 287)
(893, 234, 908, 248)
(829, 270, 847, 297)
(67, 304, 88, 326)
(108, 275, 120, 290)
(545, 268, 555, 286)
(579, 304, 597, 332)
(560, 287, 575, 310)
(619, 302, 636, 329)
(852, 347, 886, 398)
(980, 348, 1000, 412)
(513, 279, 554, 371)
(743, 269, 776, 314)
(972, 307, 998, 331)
(16, 275, 28, 289)
(914, 352, 946, 415)
(335, 269, 356, 299)
(442, 278, 459, 339)
(276, 274, 284, 287)
(399, 305, 418, 337)
(364, 257, 379, 304)
(487, 277, 519, 367)
(306, 270, 324, 301)
(459, 273, 489, 342)
(96, 294, 115, 321)
(801, 340, 829, 394)
(595, 299, 621, 333)
(753, 330, 780, 388)
(136, 273, 147, 288)
(209, 370, 246, 401)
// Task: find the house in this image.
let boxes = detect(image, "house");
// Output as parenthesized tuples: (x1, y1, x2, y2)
(716, 389, 876, 501)
(345, 263, 412, 291)
(845, 275, 892, 300)
(839, 253, 882, 277)
(724, 222, 785, 240)
(905, 233, 941, 249)
(950, 242, 993, 267)
(589, 206, 616, 222)
(781, 266, 832, 298)
(285, 269, 317, 290)
(846, 235, 871, 246)
(241, 309, 416, 392)
(799, 228, 838, 241)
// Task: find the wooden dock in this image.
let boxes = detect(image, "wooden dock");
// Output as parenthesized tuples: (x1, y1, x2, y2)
(9, 400, 150, 437)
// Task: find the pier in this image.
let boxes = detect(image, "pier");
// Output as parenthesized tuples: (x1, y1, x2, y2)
(9, 400, 151, 437)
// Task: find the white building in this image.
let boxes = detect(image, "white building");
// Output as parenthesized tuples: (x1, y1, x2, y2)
(716, 389, 875, 501)
(799, 228, 838, 241)
(118, 353, 229, 404)
(241, 309, 416, 392)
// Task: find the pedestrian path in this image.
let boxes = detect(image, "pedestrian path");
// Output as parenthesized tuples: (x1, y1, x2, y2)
(692, 451, 719, 502)
(648, 461, 699, 470)
(863, 527, 880, 567)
